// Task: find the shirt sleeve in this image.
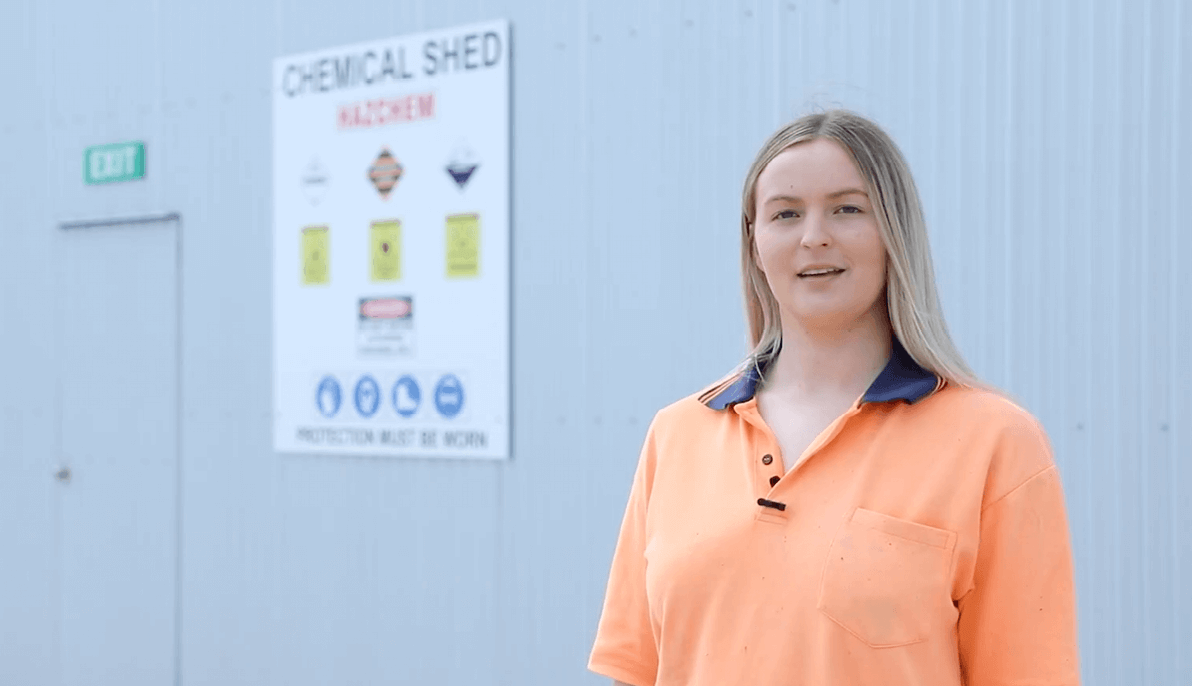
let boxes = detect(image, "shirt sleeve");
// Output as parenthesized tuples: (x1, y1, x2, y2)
(957, 420, 1082, 686)
(588, 421, 659, 686)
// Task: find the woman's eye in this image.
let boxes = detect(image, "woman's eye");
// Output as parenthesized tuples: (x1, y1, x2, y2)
(773, 209, 799, 220)
(837, 205, 862, 214)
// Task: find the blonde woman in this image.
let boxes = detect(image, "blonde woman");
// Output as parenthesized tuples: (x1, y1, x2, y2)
(588, 110, 1080, 686)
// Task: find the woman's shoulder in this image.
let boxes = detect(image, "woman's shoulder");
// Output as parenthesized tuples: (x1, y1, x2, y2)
(650, 390, 726, 429)
(927, 383, 1048, 436)
(650, 369, 749, 426)
(926, 384, 1056, 489)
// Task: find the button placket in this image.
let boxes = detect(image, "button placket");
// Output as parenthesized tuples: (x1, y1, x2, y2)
(756, 450, 787, 517)
(760, 453, 783, 490)
(735, 403, 788, 519)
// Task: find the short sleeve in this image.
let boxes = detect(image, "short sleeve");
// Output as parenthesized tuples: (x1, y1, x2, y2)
(588, 422, 659, 686)
(957, 420, 1082, 686)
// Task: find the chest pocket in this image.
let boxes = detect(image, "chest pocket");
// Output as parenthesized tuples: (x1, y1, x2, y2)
(817, 507, 957, 648)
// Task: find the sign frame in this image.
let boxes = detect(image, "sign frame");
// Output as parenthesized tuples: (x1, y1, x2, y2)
(271, 19, 512, 461)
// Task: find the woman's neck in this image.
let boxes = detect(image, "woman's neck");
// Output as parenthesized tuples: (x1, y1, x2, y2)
(763, 308, 893, 401)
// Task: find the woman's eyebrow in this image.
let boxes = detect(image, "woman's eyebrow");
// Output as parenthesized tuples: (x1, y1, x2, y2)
(826, 188, 868, 199)
(762, 188, 869, 204)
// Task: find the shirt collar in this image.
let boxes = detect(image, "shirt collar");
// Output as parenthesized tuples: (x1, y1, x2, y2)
(702, 337, 941, 411)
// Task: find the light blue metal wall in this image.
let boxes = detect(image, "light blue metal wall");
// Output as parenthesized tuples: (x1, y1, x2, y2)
(0, 1, 1188, 685)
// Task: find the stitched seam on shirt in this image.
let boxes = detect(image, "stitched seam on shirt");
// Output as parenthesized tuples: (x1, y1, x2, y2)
(957, 467, 1057, 605)
(589, 655, 656, 686)
(979, 464, 1055, 514)
(863, 523, 953, 550)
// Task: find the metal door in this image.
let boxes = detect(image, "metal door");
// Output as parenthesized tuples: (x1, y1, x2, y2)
(55, 216, 180, 686)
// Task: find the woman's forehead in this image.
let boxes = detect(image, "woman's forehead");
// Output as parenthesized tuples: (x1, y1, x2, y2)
(757, 139, 866, 199)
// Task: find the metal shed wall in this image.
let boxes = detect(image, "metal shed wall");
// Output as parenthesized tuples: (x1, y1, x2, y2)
(0, 0, 1188, 684)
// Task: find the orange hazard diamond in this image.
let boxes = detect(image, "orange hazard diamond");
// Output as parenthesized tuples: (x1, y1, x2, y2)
(368, 148, 403, 199)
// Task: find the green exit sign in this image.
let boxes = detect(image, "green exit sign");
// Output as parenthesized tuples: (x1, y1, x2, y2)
(84, 141, 145, 184)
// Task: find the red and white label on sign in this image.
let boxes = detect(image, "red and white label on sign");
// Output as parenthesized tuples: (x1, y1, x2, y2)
(337, 92, 436, 130)
(360, 297, 412, 320)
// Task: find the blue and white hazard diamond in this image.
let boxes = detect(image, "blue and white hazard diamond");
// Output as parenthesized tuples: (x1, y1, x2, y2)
(433, 374, 465, 419)
(354, 375, 381, 418)
(316, 376, 342, 418)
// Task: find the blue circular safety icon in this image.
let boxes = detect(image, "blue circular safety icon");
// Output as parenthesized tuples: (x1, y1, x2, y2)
(434, 374, 465, 419)
(316, 376, 342, 418)
(354, 375, 381, 418)
(392, 375, 421, 418)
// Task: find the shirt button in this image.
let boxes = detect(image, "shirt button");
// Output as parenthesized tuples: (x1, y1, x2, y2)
(769, 475, 780, 487)
(761, 454, 773, 465)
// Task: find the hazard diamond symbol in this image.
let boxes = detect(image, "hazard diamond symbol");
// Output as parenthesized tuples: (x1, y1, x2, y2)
(445, 141, 479, 190)
(368, 148, 403, 199)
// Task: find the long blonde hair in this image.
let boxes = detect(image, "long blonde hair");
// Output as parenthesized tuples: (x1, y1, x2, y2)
(741, 110, 980, 388)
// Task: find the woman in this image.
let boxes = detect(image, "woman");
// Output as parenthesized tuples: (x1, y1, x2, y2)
(588, 110, 1080, 686)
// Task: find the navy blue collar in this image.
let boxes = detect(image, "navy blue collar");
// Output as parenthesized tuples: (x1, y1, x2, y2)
(702, 338, 940, 410)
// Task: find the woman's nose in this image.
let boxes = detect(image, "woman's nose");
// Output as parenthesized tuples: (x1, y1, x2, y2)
(799, 214, 832, 248)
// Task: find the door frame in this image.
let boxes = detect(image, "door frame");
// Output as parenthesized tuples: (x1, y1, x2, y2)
(57, 212, 183, 686)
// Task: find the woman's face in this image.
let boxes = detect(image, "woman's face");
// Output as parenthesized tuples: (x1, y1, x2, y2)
(752, 138, 888, 334)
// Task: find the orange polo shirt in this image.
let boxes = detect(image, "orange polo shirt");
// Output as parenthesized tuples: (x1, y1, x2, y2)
(589, 340, 1081, 686)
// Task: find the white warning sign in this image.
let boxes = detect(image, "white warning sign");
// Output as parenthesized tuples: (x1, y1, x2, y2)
(272, 20, 511, 459)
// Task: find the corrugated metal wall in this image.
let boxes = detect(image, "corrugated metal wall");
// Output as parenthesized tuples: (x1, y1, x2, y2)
(1, 1, 1188, 684)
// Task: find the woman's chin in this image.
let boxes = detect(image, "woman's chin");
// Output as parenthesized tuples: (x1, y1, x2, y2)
(783, 303, 886, 334)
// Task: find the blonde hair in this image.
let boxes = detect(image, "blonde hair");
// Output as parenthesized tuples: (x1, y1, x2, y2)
(741, 109, 980, 388)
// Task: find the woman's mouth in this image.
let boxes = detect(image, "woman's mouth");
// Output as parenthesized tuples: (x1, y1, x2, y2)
(797, 268, 846, 279)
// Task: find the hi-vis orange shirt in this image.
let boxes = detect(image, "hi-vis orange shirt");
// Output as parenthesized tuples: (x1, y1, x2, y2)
(589, 340, 1081, 686)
